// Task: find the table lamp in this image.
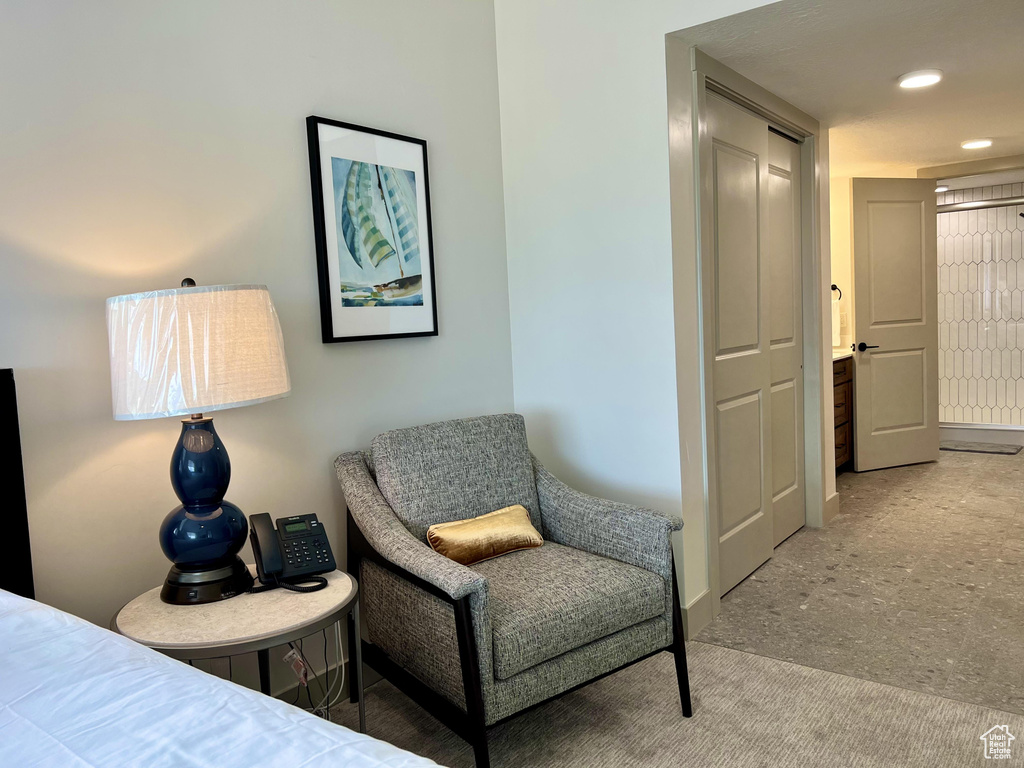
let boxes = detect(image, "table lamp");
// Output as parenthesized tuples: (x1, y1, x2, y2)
(106, 281, 291, 605)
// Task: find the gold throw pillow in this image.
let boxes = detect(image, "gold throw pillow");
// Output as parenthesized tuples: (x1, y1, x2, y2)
(426, 505, 543, 565)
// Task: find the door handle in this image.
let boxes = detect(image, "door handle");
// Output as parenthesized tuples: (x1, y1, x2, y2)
(857, 342, 880, 351)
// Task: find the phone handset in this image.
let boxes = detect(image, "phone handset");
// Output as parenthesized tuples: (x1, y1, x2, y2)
(248, 513, 329, 594)
(250, 513, 283, 578)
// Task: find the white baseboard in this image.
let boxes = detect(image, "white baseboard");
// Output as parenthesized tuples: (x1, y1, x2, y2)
(940, 423, 1024, 447)
(823, 491, 840, 524)
(682, 589, 712, 639)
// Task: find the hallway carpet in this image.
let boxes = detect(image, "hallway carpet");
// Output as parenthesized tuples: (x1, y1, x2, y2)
(697, 450, 1024, 715)
(333, 643, 1023, 767)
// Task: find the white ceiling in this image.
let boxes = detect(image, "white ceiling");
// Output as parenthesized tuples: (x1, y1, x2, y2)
(673, 0, 1024, 178)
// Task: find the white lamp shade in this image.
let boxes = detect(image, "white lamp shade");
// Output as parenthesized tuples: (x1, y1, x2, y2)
(107, 284, 291, 420)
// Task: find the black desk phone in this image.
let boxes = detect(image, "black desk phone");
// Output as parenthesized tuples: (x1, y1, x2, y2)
(249, 513, 336, 593)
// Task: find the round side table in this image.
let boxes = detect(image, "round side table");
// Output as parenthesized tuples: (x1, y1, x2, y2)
(113, 566, 364, 732)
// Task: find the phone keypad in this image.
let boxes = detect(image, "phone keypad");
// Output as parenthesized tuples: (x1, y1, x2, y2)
(282, 535, 333, 572)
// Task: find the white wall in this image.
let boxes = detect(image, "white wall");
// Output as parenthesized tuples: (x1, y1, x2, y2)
(493, 0, 773, 615)
(830, 177, 854, 350)
(0, 0, 513, 640)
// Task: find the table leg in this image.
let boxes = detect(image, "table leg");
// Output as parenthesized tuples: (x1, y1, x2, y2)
(258, 648, 271, 696)
(347, 610, 359, 706)
(353, 601, 365, 733)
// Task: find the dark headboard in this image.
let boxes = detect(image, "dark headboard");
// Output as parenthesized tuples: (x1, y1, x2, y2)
(1, 369, 34, 599)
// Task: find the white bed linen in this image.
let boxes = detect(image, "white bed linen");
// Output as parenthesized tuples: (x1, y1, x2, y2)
(0, 589, 438, 768)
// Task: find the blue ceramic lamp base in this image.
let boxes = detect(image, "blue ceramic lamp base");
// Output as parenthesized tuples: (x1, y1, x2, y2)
(158, 416, 254, 605)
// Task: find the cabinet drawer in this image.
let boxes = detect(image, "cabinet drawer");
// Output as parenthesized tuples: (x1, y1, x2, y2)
(834, 423, 851, 467)
(834, 390, 850, 427)
(834, 382, 851, 425)
(833, 382, 847, 406)
(833, 357, 853, 385)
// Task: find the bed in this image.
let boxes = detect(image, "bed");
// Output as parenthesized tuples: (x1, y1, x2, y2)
(0, 589, 437, 767)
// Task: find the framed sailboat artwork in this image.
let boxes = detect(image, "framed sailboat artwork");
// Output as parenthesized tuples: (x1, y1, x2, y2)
(306, 116, 438, 342)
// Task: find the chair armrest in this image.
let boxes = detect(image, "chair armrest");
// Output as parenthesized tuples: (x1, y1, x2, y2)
(336, 450, 496, 714)
(532, 453, 682, 581)
(335, 451, 487, 602)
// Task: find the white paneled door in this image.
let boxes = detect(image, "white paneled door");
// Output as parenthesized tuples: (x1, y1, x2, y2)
(851, 178, 940, 471)
(767, 132, 805, 547)
(706, 94, 806, 594)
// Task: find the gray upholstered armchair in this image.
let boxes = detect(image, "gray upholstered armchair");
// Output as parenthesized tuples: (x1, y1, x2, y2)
(335, 414, 690, 768)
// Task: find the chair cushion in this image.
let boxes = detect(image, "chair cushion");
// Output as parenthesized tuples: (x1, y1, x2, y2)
(371, 414, 541, 541)
(471, 542, 665, 680)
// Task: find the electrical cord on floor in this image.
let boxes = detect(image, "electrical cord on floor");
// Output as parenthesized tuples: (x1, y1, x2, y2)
(289, 639, 326, 706)
(289, 639, 303, 706)
(312, 629, 335, 718)
(320, 629, 332, 715)
(324, 622, 347, 713)
(308, 623, 346, 718)
(277, 624, 347, 719)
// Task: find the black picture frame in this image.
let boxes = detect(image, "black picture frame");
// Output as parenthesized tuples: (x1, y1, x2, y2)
(306, 115, 438, 343)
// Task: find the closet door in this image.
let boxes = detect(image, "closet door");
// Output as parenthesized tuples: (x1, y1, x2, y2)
(767, 132, 805, 547)
(706, 94, 774, 595)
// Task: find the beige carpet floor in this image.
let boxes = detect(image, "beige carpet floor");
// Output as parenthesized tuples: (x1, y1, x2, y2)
(332, 642, 1024, 767)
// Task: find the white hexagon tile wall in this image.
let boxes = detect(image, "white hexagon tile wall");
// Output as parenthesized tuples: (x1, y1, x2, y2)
(938, 184, 1024, 425)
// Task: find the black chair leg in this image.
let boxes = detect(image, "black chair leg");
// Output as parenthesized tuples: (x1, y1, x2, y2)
(470, 730, 491, 768)
(673, 635, 693, 718)
(671, 561, 693, 717)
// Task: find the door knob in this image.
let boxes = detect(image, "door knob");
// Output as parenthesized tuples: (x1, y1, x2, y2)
(857, 342, 880, 351)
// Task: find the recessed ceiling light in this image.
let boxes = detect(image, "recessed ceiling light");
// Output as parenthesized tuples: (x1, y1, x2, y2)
(935, 185, 949, 193)
(961, 139, 993, 149)
(899, 69, 943, 89)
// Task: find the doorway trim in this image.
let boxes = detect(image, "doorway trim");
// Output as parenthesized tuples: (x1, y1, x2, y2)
(667, 43, 830, 630)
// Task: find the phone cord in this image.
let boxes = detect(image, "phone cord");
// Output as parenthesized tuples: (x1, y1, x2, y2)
(250, 575, 329, 594)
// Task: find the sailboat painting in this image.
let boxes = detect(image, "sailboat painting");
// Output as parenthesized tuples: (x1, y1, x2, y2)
(332, 158, 423, 308)
(307, 115, 437, 343)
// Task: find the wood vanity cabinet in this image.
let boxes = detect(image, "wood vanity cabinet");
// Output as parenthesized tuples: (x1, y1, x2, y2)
(833, 357, 853, 471)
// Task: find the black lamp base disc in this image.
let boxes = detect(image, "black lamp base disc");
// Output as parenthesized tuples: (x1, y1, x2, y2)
(160, 557, 254, 605)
